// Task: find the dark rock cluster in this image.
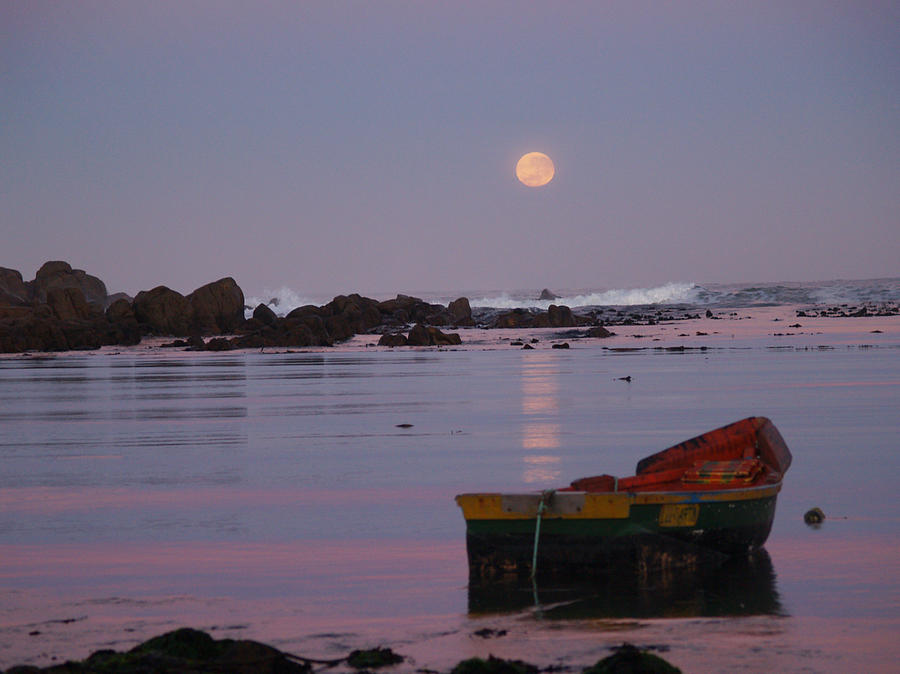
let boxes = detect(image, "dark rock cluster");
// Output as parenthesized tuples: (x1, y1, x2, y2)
(1, 261, 620, 353)
(797, 303, 899, 318)
(229, 294, 471, 349)
(0, 262, 243, 353)
(378, 323, 462, 347)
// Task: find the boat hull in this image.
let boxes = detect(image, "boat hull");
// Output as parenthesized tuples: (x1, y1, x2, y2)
(458, 485, 780, 578)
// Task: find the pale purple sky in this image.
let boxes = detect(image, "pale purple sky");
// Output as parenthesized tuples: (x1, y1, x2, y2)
(2, 1, 898, 298)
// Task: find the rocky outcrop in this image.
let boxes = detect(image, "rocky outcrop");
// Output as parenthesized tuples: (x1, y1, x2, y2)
(377, 332, 409, 347)
(546, 304, 575, 327)
(133, 286, 192, 336)
(448, 297, 474, 326)
(0, 262, 142, 352)
(2, 259, 618, 353)
(46, 286, 98, 321)
(539, 288, 559, 300)
(489, 304, 584, 329)
(252, 302, 277, 326)
(404, 323, 462, 346)
(134, 280, 244, 338)
(0, 267, 29, 306)
(187, 277, 244, 335)
(30, 260, 108, 306)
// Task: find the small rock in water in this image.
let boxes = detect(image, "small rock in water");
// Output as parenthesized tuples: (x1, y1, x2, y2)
(551, 342, 570, 349)
(804, 507, 825, 525)
(473, 627, 507, 639)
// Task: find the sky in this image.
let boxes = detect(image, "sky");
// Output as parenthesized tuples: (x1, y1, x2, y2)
(2, 1, 898, 298)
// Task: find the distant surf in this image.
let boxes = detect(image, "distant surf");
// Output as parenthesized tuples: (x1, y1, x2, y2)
(245, 278, 900, 319)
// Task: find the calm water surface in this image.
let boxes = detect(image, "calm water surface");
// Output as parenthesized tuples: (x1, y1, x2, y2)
(1, 344, 898, 672)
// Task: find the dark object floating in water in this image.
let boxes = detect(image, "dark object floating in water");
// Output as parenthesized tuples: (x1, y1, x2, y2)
(551, 342, 570, 349)
(456, 417, 792, 579)
(396, 423, 414, 428)
(804, 507, 825, 525)
(617, 376, 632, 382)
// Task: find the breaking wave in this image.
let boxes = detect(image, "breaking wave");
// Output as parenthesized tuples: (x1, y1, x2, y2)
(467, 282, 701, 310)
(244, 287, 326, 319)
(244, 278, 900, 318)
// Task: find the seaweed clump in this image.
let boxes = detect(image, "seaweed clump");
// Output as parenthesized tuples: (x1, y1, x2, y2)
(583, 643, 681, 674)
(451, 655, 539, 674)
(347, 646, 404, 669)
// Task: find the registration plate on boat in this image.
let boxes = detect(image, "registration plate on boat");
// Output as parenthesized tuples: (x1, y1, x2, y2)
(658, 503, 700, 527)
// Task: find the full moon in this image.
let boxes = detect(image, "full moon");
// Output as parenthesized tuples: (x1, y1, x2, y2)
(515, 152, 555, 187)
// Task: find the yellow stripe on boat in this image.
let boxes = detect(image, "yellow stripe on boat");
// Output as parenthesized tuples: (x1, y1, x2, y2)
(455, 482, 781, 521)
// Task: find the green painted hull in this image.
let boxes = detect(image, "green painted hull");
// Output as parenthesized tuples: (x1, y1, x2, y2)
(465, 494, 778, 578)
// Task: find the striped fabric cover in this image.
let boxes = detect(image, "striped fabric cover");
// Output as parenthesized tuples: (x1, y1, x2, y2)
(682, 458, 763, 484)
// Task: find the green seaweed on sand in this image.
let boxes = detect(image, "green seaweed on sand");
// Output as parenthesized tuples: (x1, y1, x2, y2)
(583, 643, 681, 674)
(347, 646, 404, 669)
(451, 655, 539, 674)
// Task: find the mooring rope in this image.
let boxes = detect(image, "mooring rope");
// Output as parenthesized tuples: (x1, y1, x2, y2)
(530, 489, 556, 581)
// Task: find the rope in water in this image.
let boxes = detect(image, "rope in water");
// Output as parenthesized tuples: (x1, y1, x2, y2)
(530, 489, 555, 581)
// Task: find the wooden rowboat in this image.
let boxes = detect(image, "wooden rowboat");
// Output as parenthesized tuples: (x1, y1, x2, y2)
(456, 417, 792, 579)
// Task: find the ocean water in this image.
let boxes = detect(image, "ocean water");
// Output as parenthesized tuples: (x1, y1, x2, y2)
(245, 277, 900, 317)
(1, 284, 899, 672)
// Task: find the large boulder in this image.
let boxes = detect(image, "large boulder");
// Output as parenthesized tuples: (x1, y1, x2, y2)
(324, 294, 382, 334)
(105, 298, 142, 345)
(448, 297, 474, 326)
(105, 298, 135, 322)
(252, 303, 277, 326)
(494, 309, 535, 329)
(133, 286, 192, 336)
(0, 267, 29, 306)
(378, 333, 408, 347)
(46, 286, 96, 321)
(29, 260, 108, 306)
(405, 323, 462, 346)
(187, 277, 244, 335)
(548, 304, 575, 327)
(377, 294, 448, 326)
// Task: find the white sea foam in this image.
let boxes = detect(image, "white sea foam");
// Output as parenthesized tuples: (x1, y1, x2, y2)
(244, 287, 323, 318)
(469, 282, 700, 309)
(242, 278, 899, 318)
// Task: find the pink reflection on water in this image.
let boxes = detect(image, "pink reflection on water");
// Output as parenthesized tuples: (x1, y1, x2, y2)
(0, 538, 467, 667)
(0, 485, 440, 514)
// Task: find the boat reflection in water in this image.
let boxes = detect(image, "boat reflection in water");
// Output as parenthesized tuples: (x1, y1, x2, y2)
(468, 548, 783, 619)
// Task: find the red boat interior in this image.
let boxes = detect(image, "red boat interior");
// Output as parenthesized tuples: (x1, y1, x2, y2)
(561, 416, 792, 494)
